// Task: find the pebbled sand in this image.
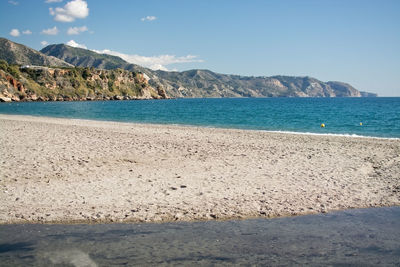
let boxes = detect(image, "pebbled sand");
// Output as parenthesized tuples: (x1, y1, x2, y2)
(0, 114, 399, 224)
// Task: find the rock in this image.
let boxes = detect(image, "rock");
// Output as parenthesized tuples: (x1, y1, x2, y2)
(29, 94, 38, 101)
(174, 213, 183, 219)
(113, 95, 124, 100)
(209, 214, 217, 219)
(0, 96, 12, 102)
(157, 86, 168, 99)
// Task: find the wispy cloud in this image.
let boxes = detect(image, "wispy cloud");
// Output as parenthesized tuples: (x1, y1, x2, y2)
(41, 26, 59, 35)
(67, 25, 88, 35)
(45, 0, 63, 3)
(22, 30, 32, 35)
(141, 16, 157, 22)
(8, 1, 18, 5)
(62, 41, 203, 70)
(41, 41, 49, 46)
(94, 49, 203, 71)
(49, 0, 89, 22)
(9, 29, 20, 37)
(66, 40, 87, 49)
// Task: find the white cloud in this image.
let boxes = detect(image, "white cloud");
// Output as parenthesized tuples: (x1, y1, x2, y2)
(67, 26, 88, 35)
(141, 16, 157, 22)
(49, 0, 89, 22)
(93, 49, 203, 71)
(8, 1, 18, 5)
(41, 41, 49, 46)
(10, 29, 20, 37)
(45, 0, 63, 3)
(66, 40, 87, 49)
(22, 30, 32, 35)
(41, 26, 59, 35)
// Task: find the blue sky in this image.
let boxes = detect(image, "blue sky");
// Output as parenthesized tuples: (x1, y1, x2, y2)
(1, 0, 399, 96)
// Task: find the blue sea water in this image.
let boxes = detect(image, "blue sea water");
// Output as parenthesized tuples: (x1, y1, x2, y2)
(0, 97, 399, 138)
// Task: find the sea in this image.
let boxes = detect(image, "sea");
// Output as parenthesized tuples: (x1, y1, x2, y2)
(0, 97, 399, 138)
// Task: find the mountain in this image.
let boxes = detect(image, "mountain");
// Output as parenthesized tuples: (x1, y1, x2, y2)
(41, 43, 377, 98)
(152, 70, 373, 98)
(0, 38, 72, 68)
(41, 44, 146, 72)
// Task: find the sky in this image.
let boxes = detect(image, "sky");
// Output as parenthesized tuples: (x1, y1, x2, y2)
(1, 0, 399, 96)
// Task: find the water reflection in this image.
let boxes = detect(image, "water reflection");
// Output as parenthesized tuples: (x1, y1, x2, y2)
(0, 207, 399, 266)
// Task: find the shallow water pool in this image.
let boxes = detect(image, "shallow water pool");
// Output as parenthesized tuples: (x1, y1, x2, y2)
(0, 207, 399, 266)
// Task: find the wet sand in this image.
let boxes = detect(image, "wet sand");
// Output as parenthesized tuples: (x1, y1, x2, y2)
(0, 114, 399, 223)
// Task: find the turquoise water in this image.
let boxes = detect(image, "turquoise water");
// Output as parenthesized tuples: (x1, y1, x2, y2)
(0, 97, 399, 138)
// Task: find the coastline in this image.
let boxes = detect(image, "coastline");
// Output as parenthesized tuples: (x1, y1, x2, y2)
(1, 114, 399, 224)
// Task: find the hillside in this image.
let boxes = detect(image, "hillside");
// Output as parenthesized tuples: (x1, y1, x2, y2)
(41, 43, 377, 98)
(0, 38, 72, 68)
(0, 60, 167, 102)
(153, 70, 368, 98)
(41, 44, 147, 72)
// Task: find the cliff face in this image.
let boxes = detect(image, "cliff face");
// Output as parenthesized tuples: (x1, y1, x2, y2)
(0, 61, 167, 102)
(41, 44, 376, 98)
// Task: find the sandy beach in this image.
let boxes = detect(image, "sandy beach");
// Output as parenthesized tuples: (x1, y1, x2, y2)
(0, 114, 399, 224)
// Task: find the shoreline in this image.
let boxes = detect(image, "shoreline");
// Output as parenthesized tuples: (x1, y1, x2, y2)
(0, 113, 398, 140)
(1, 114, 399, 224)
(2, 206, 399, 225)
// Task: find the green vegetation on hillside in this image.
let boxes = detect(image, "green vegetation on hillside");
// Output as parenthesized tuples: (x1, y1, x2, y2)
(0, 60, 166, 101)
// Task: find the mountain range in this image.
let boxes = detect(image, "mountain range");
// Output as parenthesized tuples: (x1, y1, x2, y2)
(0, 37, 377, 102)
(40, 43, 377, 98)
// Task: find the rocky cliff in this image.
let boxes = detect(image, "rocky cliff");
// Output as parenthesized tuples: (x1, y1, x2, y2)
(0, 60, 167, 102)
